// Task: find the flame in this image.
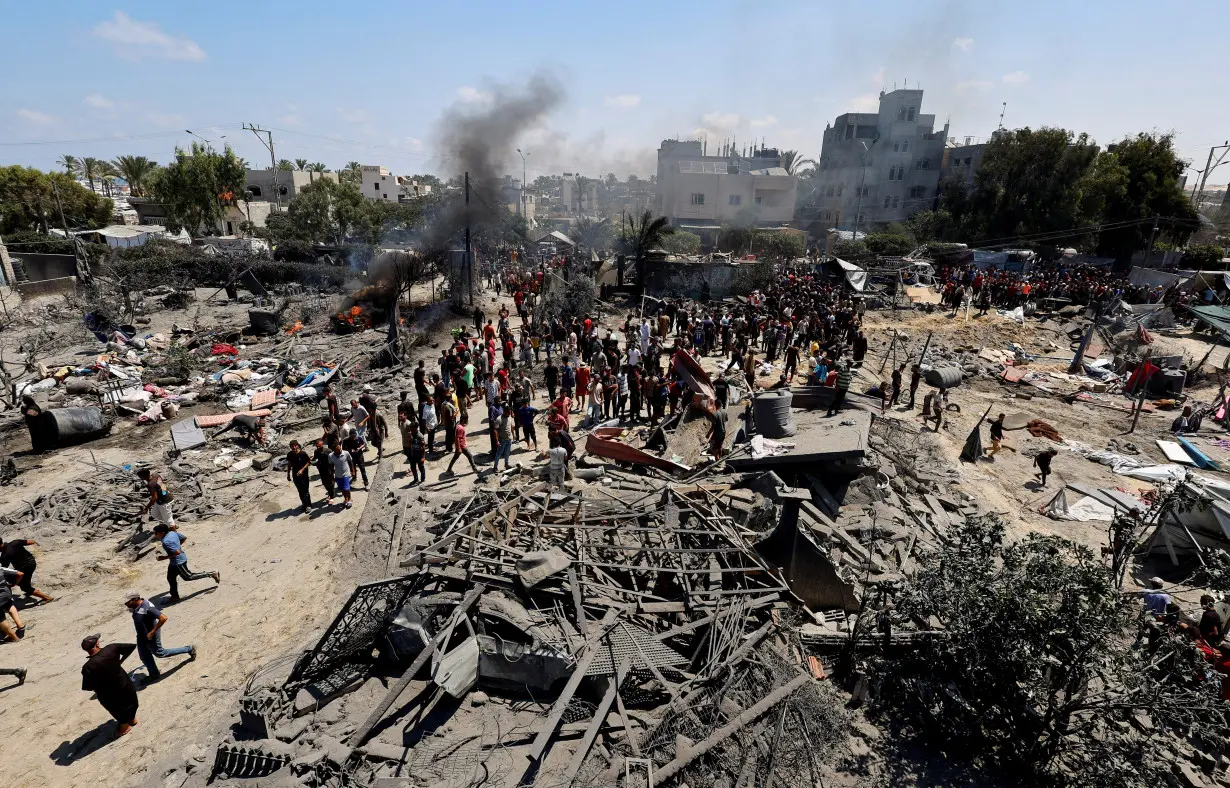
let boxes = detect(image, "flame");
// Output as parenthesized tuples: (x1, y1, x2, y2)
(285, 320, 304, 335)
(334, 305, 371, 330)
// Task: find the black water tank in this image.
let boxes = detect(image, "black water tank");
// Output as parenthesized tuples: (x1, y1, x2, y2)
(752, 389, 797, 438)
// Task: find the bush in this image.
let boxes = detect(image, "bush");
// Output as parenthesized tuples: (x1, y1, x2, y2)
(864, 232, 914, 256)
(832, 239, 869, 258)
(752, 230, 805, 262)
(104, 242, 347, 291)
(661, 231, 701, 256)
(1184, 243, 1226, 269)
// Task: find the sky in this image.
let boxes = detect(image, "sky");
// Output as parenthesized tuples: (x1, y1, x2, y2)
(2, 1, 1228, 188)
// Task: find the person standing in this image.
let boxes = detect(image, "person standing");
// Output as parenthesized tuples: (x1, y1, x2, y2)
(312, 439, 336, 505)
(548, 434, 569, 488)
(1033, 447, 1058, 487)
(419, 395, 438, 455)
(891, 364, 905, 407)
(154, 524, 219, 603)
(136, 469, 175, 527)
(446, 414, 479, 476)
(491, 410, 514, 473)
(80, 634, 139, 738)
(827, 361, 852, 417)
(907, 365, 922, 410)
(986, 413, 1006, 457)
(707, 403, 728, 460)
(329, 442, 356, 509)
(404, 418, 426, 484)
(349, 398, 369, 442)
(517, 399, 540, 450)
(1200, 595, 1225, 646)
(342, 428, 370, 489)
(285, 441, 313, 512)
(0, 536, 53, 604)
(125, 591, 195, 682)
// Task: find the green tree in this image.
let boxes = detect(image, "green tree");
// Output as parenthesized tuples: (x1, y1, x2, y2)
(0, 166, 112, 233)
(153, 143, 247, 234)
(571, 216, 613, 259)
(875, 515, 1221, 788)
(276, 159, 295, 171)
(1094, 132, 1200, 261)
(1183, 243, 1226, 269)
(57, 155, 80, 176)
(864, 231, 914, 256)
(621, 211, 674, 291)
(110, 155, 160, 198)
(661, 231, 701, 256)
(79, 157, 108, 194)
(293, 158, 309, 171)
(832, 239, 869, 258)
(779, 149, 816, 176)
(339, 161, 363, 185)
(903, 208, 952, 244)
(284, 177, 381, 245)
(752, 230, 805, 262)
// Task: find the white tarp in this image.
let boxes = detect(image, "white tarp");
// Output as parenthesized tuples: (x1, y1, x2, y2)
(832, 257, 867, 292)
(1043, 489, 1116, 522)
(1129, 267, 1189, 291)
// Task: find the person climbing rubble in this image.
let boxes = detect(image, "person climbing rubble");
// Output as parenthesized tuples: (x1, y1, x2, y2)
(136, 468, 176, 527)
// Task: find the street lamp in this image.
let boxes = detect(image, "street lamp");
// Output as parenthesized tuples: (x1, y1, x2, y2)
(851, 141, 872, 241)
(185, 129, 224, 152)
(516, 148, 531, 217)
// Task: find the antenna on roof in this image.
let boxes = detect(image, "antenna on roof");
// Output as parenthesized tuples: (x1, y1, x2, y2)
(998, 102, 1007, 130)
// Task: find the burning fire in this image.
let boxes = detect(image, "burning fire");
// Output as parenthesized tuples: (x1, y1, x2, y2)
(334, 305, 371, 331)
(285, 320, 304, 335)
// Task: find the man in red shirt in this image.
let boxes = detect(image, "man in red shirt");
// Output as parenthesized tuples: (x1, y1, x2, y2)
(445, 415, 478, 476)
(551, 396, 571, 429)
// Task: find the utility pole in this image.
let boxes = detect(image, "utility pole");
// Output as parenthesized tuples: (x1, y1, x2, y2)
(243, 123, 280, 210)
(516, 149, 530, 218)
(464, 172, 473, 306)
(1193, 141, 1230, 210)
(1141, 215, 1160, 267)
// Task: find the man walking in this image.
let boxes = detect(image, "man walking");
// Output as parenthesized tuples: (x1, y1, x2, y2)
(0, 535, 54, 604)
(342, 428, 370, 489)
(136, 468, 175, 527)
(826, 360, 852, 417)
(446, 414, 479, 476)
(986, 413, 1007, 457)
(329, 442, 356, 509)
(285, 440, 313, 512)
(491, 409, 514, 473)
(125, 591, 195, 682)
(312, 439, 336, 505)
(907, 365, 922, 410)
(153, 524, 219, 604)
(81, 634, 139, 738)
(403, 417, 426, 484)
(891, 364, 905, 407)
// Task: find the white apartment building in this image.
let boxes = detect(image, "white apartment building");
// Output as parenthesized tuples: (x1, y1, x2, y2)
(361, 165, 398, 203)
(560, 174, 599, 214)
(810, 89, 949, 230)
(654, 140, 798, 233)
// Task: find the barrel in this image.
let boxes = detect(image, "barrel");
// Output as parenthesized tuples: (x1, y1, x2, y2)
(924, 366, 964, 389)
(28, 407, 113, 452)
(752, 389, 797, 438)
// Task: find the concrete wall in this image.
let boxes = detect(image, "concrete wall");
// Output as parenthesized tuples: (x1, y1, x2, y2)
(643, 260, 741, 300)
(361, 166, 399, 203)
(244, 170, 337, 203)
(13, 252, 77, 282)
(17, 276, 77, 297)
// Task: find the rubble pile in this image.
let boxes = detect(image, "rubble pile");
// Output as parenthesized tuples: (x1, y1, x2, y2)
(208, 481, 848, 787)
(0, 458, 230, 545)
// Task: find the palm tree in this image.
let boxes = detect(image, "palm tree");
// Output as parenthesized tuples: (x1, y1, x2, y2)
(779, 149, 817, 176)
(111, 155, 159, 198)
(58, 154, 80, 176)
(294, 158, 309, 171)
(622, 211, 674, 292)
(276, 159, 295, 171)
(79, 157, 107, 194)
(339, 161, 363, 185)
(572, 216, 612, 263)
(307, 162, 328, 182)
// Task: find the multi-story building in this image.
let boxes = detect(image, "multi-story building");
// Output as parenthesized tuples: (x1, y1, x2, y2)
(653, 140, 797, 235)
(560, 174, 599, 215)
(244, 169, 337, 204)
(810, 89, 949, 230)
(361, 165, 398, 203)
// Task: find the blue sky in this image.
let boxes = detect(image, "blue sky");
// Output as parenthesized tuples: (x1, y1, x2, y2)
(3, 1, 1228, 186)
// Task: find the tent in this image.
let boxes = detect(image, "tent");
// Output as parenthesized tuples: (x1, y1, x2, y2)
(826, 257, 866, 292)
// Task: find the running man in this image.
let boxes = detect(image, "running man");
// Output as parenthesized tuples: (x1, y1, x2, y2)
(81, 634, 140, 738)
(124, 591, 195, 681)
(153, 524, 220, 604)
(0, 536, 54, 604)
(136, 468, 175, 527)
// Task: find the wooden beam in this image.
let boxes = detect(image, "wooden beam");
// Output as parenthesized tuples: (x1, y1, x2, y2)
(562, 653, 633, 786)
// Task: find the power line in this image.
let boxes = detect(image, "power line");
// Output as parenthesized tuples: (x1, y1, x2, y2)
(0, 124, 243, 147)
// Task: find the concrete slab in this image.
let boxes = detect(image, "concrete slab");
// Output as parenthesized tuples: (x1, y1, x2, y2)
(729, 408, 870, 470)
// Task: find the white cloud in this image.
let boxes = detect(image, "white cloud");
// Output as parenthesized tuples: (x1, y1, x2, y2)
(92, 11, 206, 61)
(15, 108, 54, 124)
(701, 112, 742, 130)
(953, 37, 974, 51)
(457, 86, 493, 104)
(84, 93, 116, 110)
(848, 94, 880, 112)
(1002, 70, 1030, 84)
(604, 94, 641, 109)
(954, 80, 993, 92)
(750, 115, 777, 128)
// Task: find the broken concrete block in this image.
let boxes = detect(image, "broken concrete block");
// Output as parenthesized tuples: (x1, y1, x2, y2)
(471, 691, 489, 706)
(252, 452, 273, 471)
(274, 717, 310, 743)
(515, 548, 571, 588)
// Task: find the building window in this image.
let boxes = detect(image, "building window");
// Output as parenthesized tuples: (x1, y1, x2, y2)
(910, 186, 926, 199)
(902, 141, 909, 152)
(887, 166, 896, 181)
(857, 213, 865, 223)
(892, 196, 899, 208)
(690, 193, 705, 205)
(922, 158, 930, 169)
(963, 157, 971, 166)
(863, 186, 870, 196)
(893, 142, 900, 152)
(728, 195, 741, 206)
(898, 107, 906, 121)
(374, 183, 380, 191)
(884, 197, 891, 208)
(836, 185, 843, 197)
(382, 194, 387, 199)
(247, 186, 262, 198)
(908, 107, 916, 121)
(755, 195, 763, 205)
